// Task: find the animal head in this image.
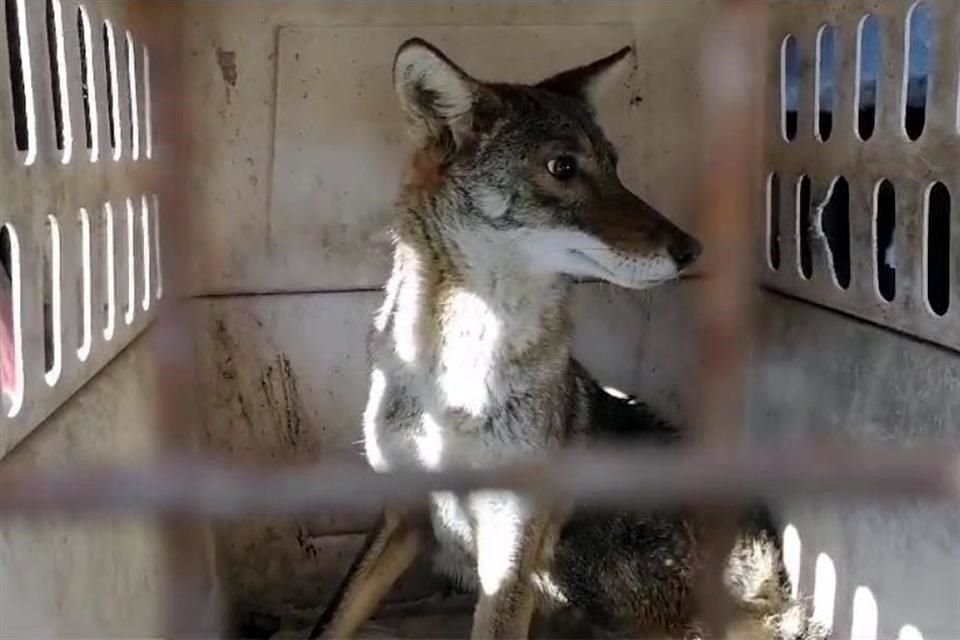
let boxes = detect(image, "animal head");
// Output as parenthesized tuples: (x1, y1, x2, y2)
(393, 38, 701, 289)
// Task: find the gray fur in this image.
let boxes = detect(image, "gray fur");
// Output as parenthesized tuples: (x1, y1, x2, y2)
(321, 39, 828, 640)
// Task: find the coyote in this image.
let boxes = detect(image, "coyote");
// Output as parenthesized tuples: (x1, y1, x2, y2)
(318, 39, 827, 640)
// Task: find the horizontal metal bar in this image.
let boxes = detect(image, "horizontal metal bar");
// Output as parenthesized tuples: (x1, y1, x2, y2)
(188, 275, 708, 300)
(0, 443, 955, 520)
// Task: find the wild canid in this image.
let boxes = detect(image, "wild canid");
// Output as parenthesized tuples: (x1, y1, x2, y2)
(317, 38, 827, 640)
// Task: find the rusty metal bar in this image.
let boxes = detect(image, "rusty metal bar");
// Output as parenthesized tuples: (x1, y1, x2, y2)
(0, 444, 955, 519)
(690, 0, 768, 634)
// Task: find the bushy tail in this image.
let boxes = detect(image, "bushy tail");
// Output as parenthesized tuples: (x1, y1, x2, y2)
(725, 504, 831, 640)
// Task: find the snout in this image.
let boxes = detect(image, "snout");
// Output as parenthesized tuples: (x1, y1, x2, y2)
(667, 232, 702, 271)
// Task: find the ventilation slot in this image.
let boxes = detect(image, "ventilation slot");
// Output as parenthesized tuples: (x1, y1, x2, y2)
(926, 182, 950, 316)
(77, 5, 97, 160)
(43, 215, 62, 386)
(103, 202, 116, 341)
(46, 0, 71, 159)
(152, 194, 162, 299)
(124, 198, 135, 325)
(1, 224, 23, 417)
(899, 625, 925, 640)
(767, 173, 781, 270)
(5, 0, 35, 162)
(781, 35, 799, 142)
(797, 175, 812, 279)
(126, 31, 139, 160)
(856, 15, 880, 140)
(815, 25, 836, 142)
(77, 208, 91, 361)
(820, 177, 850, 289)
(903, 2, 930, 140)
(103, 20, 121, 160)
(850, 586, 879, 640)
(143, 46, 152, 159)
(140, 195, 150, 310)
(875, 180, 896, 302)
(813, 552, 837, 632)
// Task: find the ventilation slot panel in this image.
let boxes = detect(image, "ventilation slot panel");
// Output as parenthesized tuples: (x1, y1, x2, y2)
(0, 3, 164, 452)
(763, 3, 960, 352)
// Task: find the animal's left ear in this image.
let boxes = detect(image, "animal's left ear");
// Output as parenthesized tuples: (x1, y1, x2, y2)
(537, 45, 635, 110)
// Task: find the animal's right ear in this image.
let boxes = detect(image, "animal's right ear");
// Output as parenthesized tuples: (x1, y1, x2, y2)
(537, 46, 635, 112)
(393, 38, 481, 146)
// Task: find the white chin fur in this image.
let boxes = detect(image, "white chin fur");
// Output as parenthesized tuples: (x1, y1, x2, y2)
(521, 229, 680, 289)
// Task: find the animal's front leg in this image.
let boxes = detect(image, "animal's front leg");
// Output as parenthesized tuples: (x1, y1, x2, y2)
(470, 492, 546, 639)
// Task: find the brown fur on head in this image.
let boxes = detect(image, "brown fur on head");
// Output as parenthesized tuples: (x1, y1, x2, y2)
(392, 38, 702, 290)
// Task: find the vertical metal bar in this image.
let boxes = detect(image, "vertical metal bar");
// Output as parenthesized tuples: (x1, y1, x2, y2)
(124, 1, 220, 637)
(692, 0, 767, 635)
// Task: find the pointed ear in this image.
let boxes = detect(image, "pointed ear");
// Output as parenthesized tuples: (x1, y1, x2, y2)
(537, 45, 635, 109)
(393, 38, 481, 146)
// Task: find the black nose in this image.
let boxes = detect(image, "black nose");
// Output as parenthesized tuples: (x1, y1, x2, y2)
(669, 236, 702, 270)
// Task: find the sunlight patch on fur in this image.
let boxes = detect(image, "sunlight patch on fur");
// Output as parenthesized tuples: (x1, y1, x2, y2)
(363, 367, 389, 471)
(531, 570, 569, 606)
(433, 492, 475, 550)
(812, 552, 836, 633)
(437, 289, 500, 416)
(473, 492, 526, 597)
(850, 586, 878, 640)
(391, 243, 422, 364)
(375, 268, 402, 333)
(415, 413, 445, 469)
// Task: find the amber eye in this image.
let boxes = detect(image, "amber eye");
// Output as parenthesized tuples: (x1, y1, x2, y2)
(546, 155, 578, 181)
